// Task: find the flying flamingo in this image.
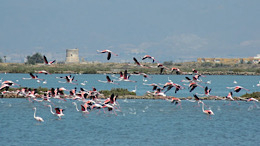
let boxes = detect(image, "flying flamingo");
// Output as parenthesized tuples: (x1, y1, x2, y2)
(170, 97, 182, 108)
(35, 70, 51, 75)
(143, 83, 162, 91)
(43, 55, 56, 65)
(204, 86, 211, 96)
(33, 107, 44, 122)
(58, 75, 78, 85)
(192, 69, 199, 74)
(142, 55, 156, 63)
(226, 86, 250, 93)
(170, 67, 181, 75)
(102, 104, 117, 115)
(98, 75, 119, 85)
(22, 73, 44, 81)
(121, 70, 137, 82)
(97, 50, 118, 60)
(132, 57, 150, 68)
(225, 92, 240, 105)
(157, 63, 169, 74)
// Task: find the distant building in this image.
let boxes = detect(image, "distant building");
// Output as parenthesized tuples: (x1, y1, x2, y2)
(197, 54, 260, 64)
(65, 48, 80, 64)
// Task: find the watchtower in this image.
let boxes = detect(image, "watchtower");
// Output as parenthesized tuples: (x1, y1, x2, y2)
(65, 48, 79, 63)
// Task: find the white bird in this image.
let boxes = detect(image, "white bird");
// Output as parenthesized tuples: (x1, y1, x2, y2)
(33, 107, 44, 122)
(131, 85, 137, 93)
(233, 80, 237, 84)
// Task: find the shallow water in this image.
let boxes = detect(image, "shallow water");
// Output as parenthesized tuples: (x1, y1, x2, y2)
(0, 98, 259, 145)
(1, 73, 260, 97)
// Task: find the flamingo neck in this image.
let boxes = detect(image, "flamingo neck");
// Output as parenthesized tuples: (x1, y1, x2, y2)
(202, 102, 205, 112)
(49, 106, 55, 114)
(34, 108, 36, 118)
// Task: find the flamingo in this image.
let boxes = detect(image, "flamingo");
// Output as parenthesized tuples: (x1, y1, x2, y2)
(33, 107, 44, 122)
(170, 97, 182, 108)
(226, 86, 250, 93)
(36, 70, 51, 75)
(22, 73, 44, 81)
(48, 105, 65, 119)
(72, 102, 80, 111)
(170, 67, 181, 75)
(102, 104, 117, 115)
(97, 50, 118, 60)
(2, 80, 20, 87)
(58, 75, 78, 85)
(131, 85, 137, 93)
(192, 69, 198, 74)
(98, 75, 119, 85)
(121, 70, 137, 82)
(157, 63, 169, 74)
(133, 57, 150, 68)
(204, 86, 211, 96)
(200, 101, 214, 116)
(247, 98, 259, 102)
(141, 55, 156, 63)
(43, 55, 56, 65)
(143, 83, 162, 91)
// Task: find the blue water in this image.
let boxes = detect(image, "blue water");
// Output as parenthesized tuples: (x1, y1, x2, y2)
(0, 73, 260, 97)
(0, 73, 260, 145)
(0, 98, 259, 145)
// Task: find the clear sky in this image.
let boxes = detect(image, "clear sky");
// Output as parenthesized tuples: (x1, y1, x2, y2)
(0, 0, 259, 63)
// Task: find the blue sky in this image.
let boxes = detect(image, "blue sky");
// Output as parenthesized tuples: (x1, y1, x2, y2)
(0, 0, 259, 63)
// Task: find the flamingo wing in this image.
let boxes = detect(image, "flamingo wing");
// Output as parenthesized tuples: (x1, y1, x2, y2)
(107, 52, 111, 60)
(133, 57, 141, 66)
(43, 55, 48, 64)
(106, 76, 112, 82)
(193, 94, 200, 100)
(55, 108, 61, 114)
(29, 73, 35, 78)
(185, 77, 192, 81)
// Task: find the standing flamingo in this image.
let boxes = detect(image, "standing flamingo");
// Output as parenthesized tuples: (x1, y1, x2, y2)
(33, 107, 44, 122)
(48, 105, 65, 119)
(200, 101, 214, 116)
(97, 50, 118, 60)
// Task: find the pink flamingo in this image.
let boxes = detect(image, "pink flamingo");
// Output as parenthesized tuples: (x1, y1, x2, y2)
(43, 55, 56, 65)
(200, 101, 214, 116)
(97, 50, 118, 60)
(226, 86, 250, 93)
(98, 75, 119, 85)
(33, 107, 44, 122)
(142, 55, 156, 63)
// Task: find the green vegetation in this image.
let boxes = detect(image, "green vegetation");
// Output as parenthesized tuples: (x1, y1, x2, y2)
(0, 61, 259, 75)
(100, 88, 136, 97)
(241, 92, 260, 98)
(25, 53, 44, 65)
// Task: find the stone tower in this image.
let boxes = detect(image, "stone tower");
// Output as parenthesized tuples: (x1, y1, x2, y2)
(65, 48, 80, 63)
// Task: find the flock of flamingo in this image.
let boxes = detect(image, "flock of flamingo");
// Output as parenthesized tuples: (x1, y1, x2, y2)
(0, 51, 259, 122)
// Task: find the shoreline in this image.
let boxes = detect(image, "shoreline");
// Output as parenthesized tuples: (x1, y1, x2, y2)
(1, 93, 257, 101)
